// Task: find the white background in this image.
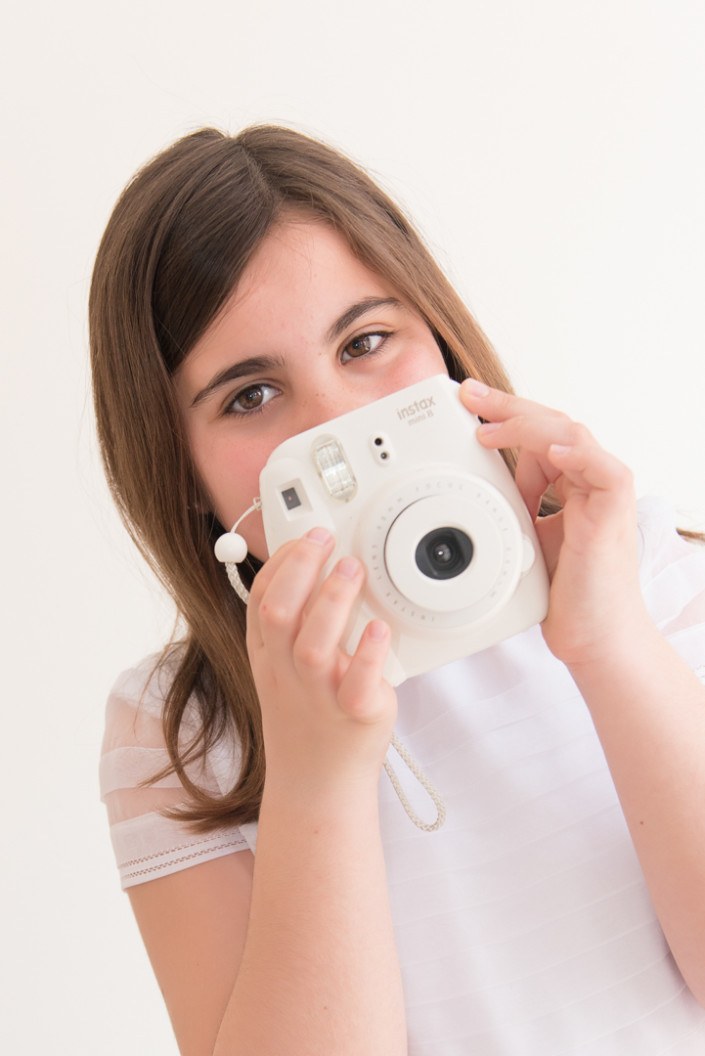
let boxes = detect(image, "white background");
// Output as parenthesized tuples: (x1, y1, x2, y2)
(2, 2, 704, 1052)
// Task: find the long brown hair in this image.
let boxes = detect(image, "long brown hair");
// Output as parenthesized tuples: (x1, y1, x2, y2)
(89, 125, 528, 831)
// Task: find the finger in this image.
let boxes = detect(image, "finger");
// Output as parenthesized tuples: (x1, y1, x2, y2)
(461, 381, 573, 517)
(476, 415, 594, 520)
(336, 620, 393, 724)
(547, 442, 635, 513)
(514, 449, 554, 521)
(291, 556, 366, 679)
(246, 527, 335, 654)
(545, 443, 636, 557)
(475, 414, 595, 459)
(460, 378, 567, 425)
(246, 538, 298, 605)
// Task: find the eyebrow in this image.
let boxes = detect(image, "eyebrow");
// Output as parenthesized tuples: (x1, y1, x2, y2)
(326, 297, 403, 343)
(190, 355, 284, 408)
(190, 297, 405, 408)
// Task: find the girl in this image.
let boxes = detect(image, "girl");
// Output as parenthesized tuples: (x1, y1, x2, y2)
(92, 126, 705, 1055)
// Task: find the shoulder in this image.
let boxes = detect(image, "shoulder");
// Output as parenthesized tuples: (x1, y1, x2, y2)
(102, 643, 205, 749)
(101, 641, 242, 791)
(100, 645, 255, 889)
(107, 645, 184, 720)
(637, 496, 703, 568)
(636, 496, 705, 594)
(636, 497, 705, 676)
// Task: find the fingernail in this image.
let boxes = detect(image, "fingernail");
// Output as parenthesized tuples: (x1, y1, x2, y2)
(367, 620, 389, 641)
(336, 556, 360, 579)
(307, 527, 332, 545)
(549, 444, 572, 456)
(477, 421, 502, 434)
(463, 378, 490, 397)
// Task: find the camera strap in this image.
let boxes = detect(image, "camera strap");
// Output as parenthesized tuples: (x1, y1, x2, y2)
(214, 499, 263, 604)
(385, 735, 446, 832)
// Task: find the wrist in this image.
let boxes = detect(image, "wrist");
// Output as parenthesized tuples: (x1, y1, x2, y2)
(546, 593, 656, 670)
(564, 614, 668, 698)
(261, 766, 383, 827)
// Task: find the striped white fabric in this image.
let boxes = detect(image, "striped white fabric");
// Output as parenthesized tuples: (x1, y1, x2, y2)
(100, 497, 705, 1052)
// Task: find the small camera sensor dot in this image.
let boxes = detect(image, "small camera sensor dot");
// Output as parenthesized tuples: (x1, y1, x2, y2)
(282, 487, 302, 510)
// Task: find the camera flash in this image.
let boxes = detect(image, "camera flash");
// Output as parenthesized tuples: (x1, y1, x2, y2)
(313, 437, 357, 500)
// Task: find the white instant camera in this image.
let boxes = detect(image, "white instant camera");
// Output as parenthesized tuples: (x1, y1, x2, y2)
(259, 374, 549, 685)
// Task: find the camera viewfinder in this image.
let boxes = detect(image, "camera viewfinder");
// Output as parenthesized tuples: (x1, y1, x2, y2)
(281, 487, 302, 511)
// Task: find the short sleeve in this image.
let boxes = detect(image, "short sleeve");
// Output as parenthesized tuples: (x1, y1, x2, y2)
(637, 496, 705, 682)
(99, 651, 252, 889)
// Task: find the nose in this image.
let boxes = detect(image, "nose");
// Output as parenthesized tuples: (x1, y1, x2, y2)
(293, 383, 367, 434)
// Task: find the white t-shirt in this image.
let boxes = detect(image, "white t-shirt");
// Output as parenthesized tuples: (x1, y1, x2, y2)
(100, 497, 705, 1053)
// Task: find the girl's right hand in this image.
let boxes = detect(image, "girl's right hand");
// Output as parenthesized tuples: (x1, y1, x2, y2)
(246, 527, 398, 796)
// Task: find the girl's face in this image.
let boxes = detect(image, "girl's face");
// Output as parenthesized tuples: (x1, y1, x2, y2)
(175, 218, 448, 560)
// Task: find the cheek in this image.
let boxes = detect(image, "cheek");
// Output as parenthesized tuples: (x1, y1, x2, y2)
(213, 460, 265, 530)
(190, 429, 267, 531)
(389, 339, 448, 389)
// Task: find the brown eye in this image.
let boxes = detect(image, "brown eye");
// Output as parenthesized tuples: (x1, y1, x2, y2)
(238, 387, 264, 409)
(341, 331, 388, 363)
(225, 383, 278, 416)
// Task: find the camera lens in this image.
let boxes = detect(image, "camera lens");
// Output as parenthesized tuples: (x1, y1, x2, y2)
(415, 527, 474, 580)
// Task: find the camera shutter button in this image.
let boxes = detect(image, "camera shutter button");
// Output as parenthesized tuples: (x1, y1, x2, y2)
(521, 535, 536, 574)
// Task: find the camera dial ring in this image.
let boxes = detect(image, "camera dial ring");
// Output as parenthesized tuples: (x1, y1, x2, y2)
(355, 471, 524, 631)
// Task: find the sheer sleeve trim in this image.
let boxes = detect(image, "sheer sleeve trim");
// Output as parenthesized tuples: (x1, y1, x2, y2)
(99, 649, 250, 888)
(111, 811, 250, 888)
(637, 496, 705, 629)
(635, 497, 705, 685)
(99, 746, 182, 797)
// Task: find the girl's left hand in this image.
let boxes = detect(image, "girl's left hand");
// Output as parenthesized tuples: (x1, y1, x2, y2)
(460, 379, 653, 668)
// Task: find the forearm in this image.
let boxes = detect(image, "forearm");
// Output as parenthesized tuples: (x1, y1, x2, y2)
(568, 621, 705, 1004)
(214, 780, 406, 1056)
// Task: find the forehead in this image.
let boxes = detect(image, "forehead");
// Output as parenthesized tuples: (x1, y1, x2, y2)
(235, 218, 390, 307)
(200, 220, 393, 347)
(183, 218, 399, 369)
